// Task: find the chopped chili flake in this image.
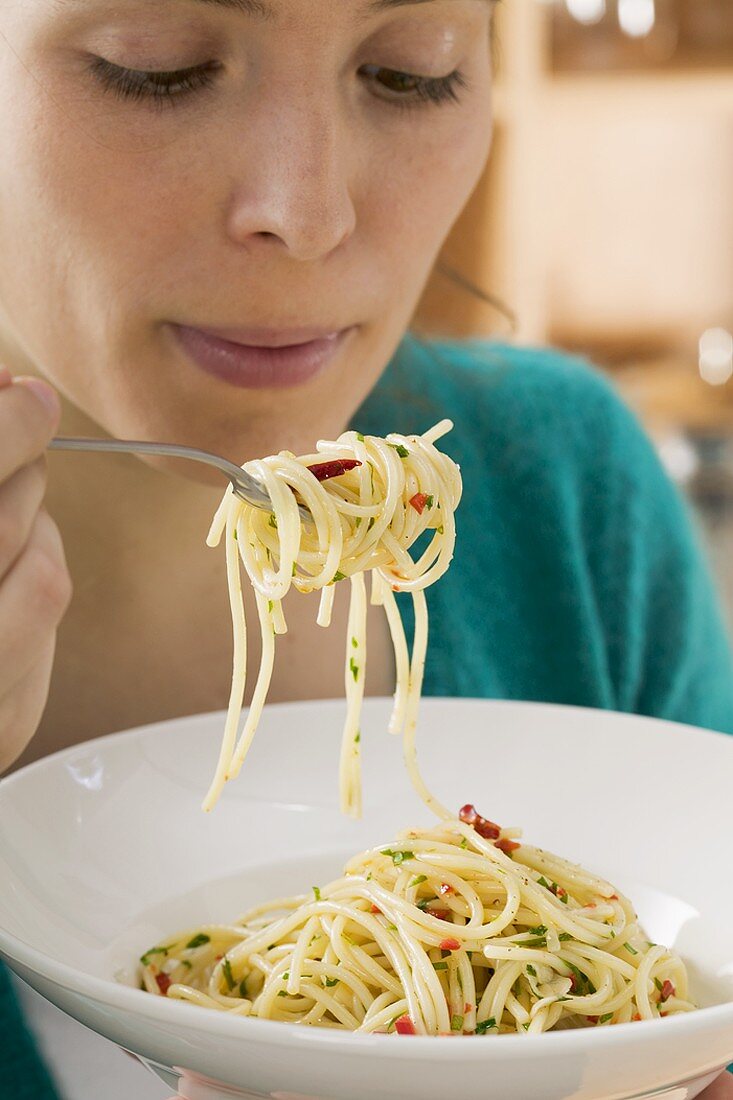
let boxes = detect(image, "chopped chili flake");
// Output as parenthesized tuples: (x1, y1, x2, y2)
(661, 980, 676, 1003)
(586, 1016, 599, 1024)
(439, 883, 455, 897)
(426, 908, 451, 920)
(610, 894, 619, 900)
(632, 1013, 642, 1021)
(394, 1015, 416, 1035)
(370, 904, 382, 914)
(458, 804, 501, 840)
(439, 937, 461, 952)
(154, 973, 172, 996)
(307, 459, 362, 481)
(409, 492, 430, 515)
(495, 838, 521, 854)
(464, 1003, 472, 1014)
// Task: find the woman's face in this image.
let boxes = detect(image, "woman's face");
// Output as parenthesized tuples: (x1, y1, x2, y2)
(0, 0, 493, 467)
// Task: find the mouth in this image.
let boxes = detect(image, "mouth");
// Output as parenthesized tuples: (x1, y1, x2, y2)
(167, 323, 356, 390)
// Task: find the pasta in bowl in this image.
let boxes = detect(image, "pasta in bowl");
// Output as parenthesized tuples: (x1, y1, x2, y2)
(0, 698, 732, 1100)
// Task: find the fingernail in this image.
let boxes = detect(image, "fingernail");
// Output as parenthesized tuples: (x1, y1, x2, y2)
(16, 377, 61, 418)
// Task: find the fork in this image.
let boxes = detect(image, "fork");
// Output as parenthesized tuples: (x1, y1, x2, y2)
(48, 437, 309, 518)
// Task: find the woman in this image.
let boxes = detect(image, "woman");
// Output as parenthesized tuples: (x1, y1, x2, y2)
(1, 0, 732, 1096)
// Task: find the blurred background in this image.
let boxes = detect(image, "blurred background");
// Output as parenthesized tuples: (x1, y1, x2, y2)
(415, 0, 733, 626)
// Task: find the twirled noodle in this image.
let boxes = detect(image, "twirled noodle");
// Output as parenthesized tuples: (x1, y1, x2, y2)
(202, 420, 462, 815)
(140, 817, 695, 1033)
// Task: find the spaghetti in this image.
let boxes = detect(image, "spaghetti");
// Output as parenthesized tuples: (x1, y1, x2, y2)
(140, 810, 695, 1033)
(202, 420, 462, 815)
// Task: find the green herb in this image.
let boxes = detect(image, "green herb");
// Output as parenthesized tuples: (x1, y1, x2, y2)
(460, 837, 469, 849)
(451, 1014, 464, 1032)
(140, 945, 172, 966)
(437, 524, 444, 534)
(356, 432, 365, 441)
(457, 969, 464, 992)
(409, 874, 427, 888)
(433, 961, 448, 971)
(355, 517, 362, 528)
(265, 546, 271, 561)
(467, 951, 473, 960)
(277, 990, 288, 997)
(387, 1014, 401, 1033)
(528, 925, 547, 936)
(292, 563, 297, 576)
(556, 997, 571, 1002)
(313, 886, 321, 901)
(564, 961, 596, 996)
(181, 960, 192, 970)
(441, 949, 451, 959)
(354, 731, 360, 744)
(351, 636, 358, 648)
(233, 529, 238, 541)
(381, 848, 415, 866)
(624, 942, 638, 956)
(522, 1022, 531, 1031)
(599, 1013, 614, 1024)
(324, 977, 339, 987)
(333, 570, 346, 583)
(239, 979, 248, 998)
(654, 978, 664, 993)
(647, 941, 655, 949)
(537, 876, 551, 890)
(387, 923, 398, 932)
(222, 959, 235, 991)
(475, 1017, 497, 1034)
(349, 657, 359, 681)
(267, 599, 273, 613)
(269, 514, 278, 529)
(416, 897, 434, 911)
(282, 972, 289, 980)
(558, 933, 573, 942)
(368, 517, 375, 531)
(185, 934, 210, 950)
(425, 495, 434, 508)
(391, 444, 409, 458)
(366, 872, 372, 881)
(526, 965, 537, 977)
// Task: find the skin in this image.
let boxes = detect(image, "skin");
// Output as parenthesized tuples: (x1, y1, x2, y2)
(0, 0, 495, 767)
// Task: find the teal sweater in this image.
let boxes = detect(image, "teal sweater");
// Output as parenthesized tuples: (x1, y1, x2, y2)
(4, 336, 733, 1097)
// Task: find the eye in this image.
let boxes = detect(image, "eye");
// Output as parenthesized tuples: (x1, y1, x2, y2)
(360, 64, 467, 109)
(89, 57, 221, 107)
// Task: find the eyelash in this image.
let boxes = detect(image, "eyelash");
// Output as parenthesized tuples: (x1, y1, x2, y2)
(88, 57, 467, 112)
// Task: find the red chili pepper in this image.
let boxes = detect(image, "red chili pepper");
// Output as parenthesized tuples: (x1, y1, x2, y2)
(610, 894, 619, 900)
(426, 908, 451, 920)
(661, 980, 676, 1003)
(154, 972, 172, 996)
(307, 459, 361, 482)
(370, 904, 382, 914)
(632, 1013, 642, 1021)
(439, 937, 461, 952)
(495, 838, 521, 854)
(464, 1003, 473, 1014)
(459, 804, 501, 840)
(394, 1015, 416, 1035)
(409, 492, 430, 515)
(555, 887, 567, 900)
(586, 1016, 599, 1024)
(439, 883, 455, 897)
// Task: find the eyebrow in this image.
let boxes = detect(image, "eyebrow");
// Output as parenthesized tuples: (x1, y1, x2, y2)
(188, 0, 473, 18)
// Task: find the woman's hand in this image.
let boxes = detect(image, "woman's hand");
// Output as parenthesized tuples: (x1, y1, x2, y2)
(0, 367, 72, 772)
(699, 1075, 733, 1100)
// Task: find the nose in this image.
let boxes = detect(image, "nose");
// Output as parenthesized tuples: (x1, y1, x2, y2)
(225, 102, 357, 263)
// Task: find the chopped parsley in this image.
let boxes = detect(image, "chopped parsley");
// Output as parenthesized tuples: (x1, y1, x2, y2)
(558, 933, 573, 942)
(233, 529, 238, 541)
(460, 837, 469, 849)
(349, 657, 359, 681)
(437, 524, 444, 534)
(416, 897, 435, 911)
(425, 495, 434, 508)
(386, 923, 398, 932)
(381, 848, 415, 866)
(355, 517, 362, 528)
(222, 959, 235, 991)
(356, 432, 365, 441)
(600, 1013, 614, 1024)
(564, 961, 596, 996)
(185, 934, 210, 950)
(409, 874, 428, 888)
(351, 636, 358, 648)
(475, 1017, 497, 1034)
(451, 1014, 464, 1032)
(267, 599, 274, 613)
(522, 1022, 530, 1031)
(526, 965, 537, 977)
(624, 942, 638, 956)
(140, 945, 172, 966)
(239, 979, 248, 998)
(391, 444, 409, 458)
(277, 990, 288, 997)
(269, 514, 278, 529)
(537, 876, 552, 890)
(324, 977, 339, 988)
(457, 969, 464, 992)
(333, 570, 346, 583)
(312, 886, 321, 901)
(654, 977, 664, 993)
(433, 961, 448, 971)
(354, 731, 360, 744)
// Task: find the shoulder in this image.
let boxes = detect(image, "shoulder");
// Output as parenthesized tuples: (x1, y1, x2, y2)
(359, 333, 651, 490)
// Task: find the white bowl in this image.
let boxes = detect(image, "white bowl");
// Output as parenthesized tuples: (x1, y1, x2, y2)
(1, 698, 732, 1100)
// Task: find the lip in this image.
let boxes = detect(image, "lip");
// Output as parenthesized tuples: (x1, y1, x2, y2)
(169, 323, 354, 389)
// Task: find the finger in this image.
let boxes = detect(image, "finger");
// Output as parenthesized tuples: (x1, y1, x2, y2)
(699, 1074, 733, 1100)
(0, 379, 60, 482)
(0, 634, 56, 774)
(0, 458, 47, 581)
(0, 509, 71, 690)
(0, 365, 12, 388)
